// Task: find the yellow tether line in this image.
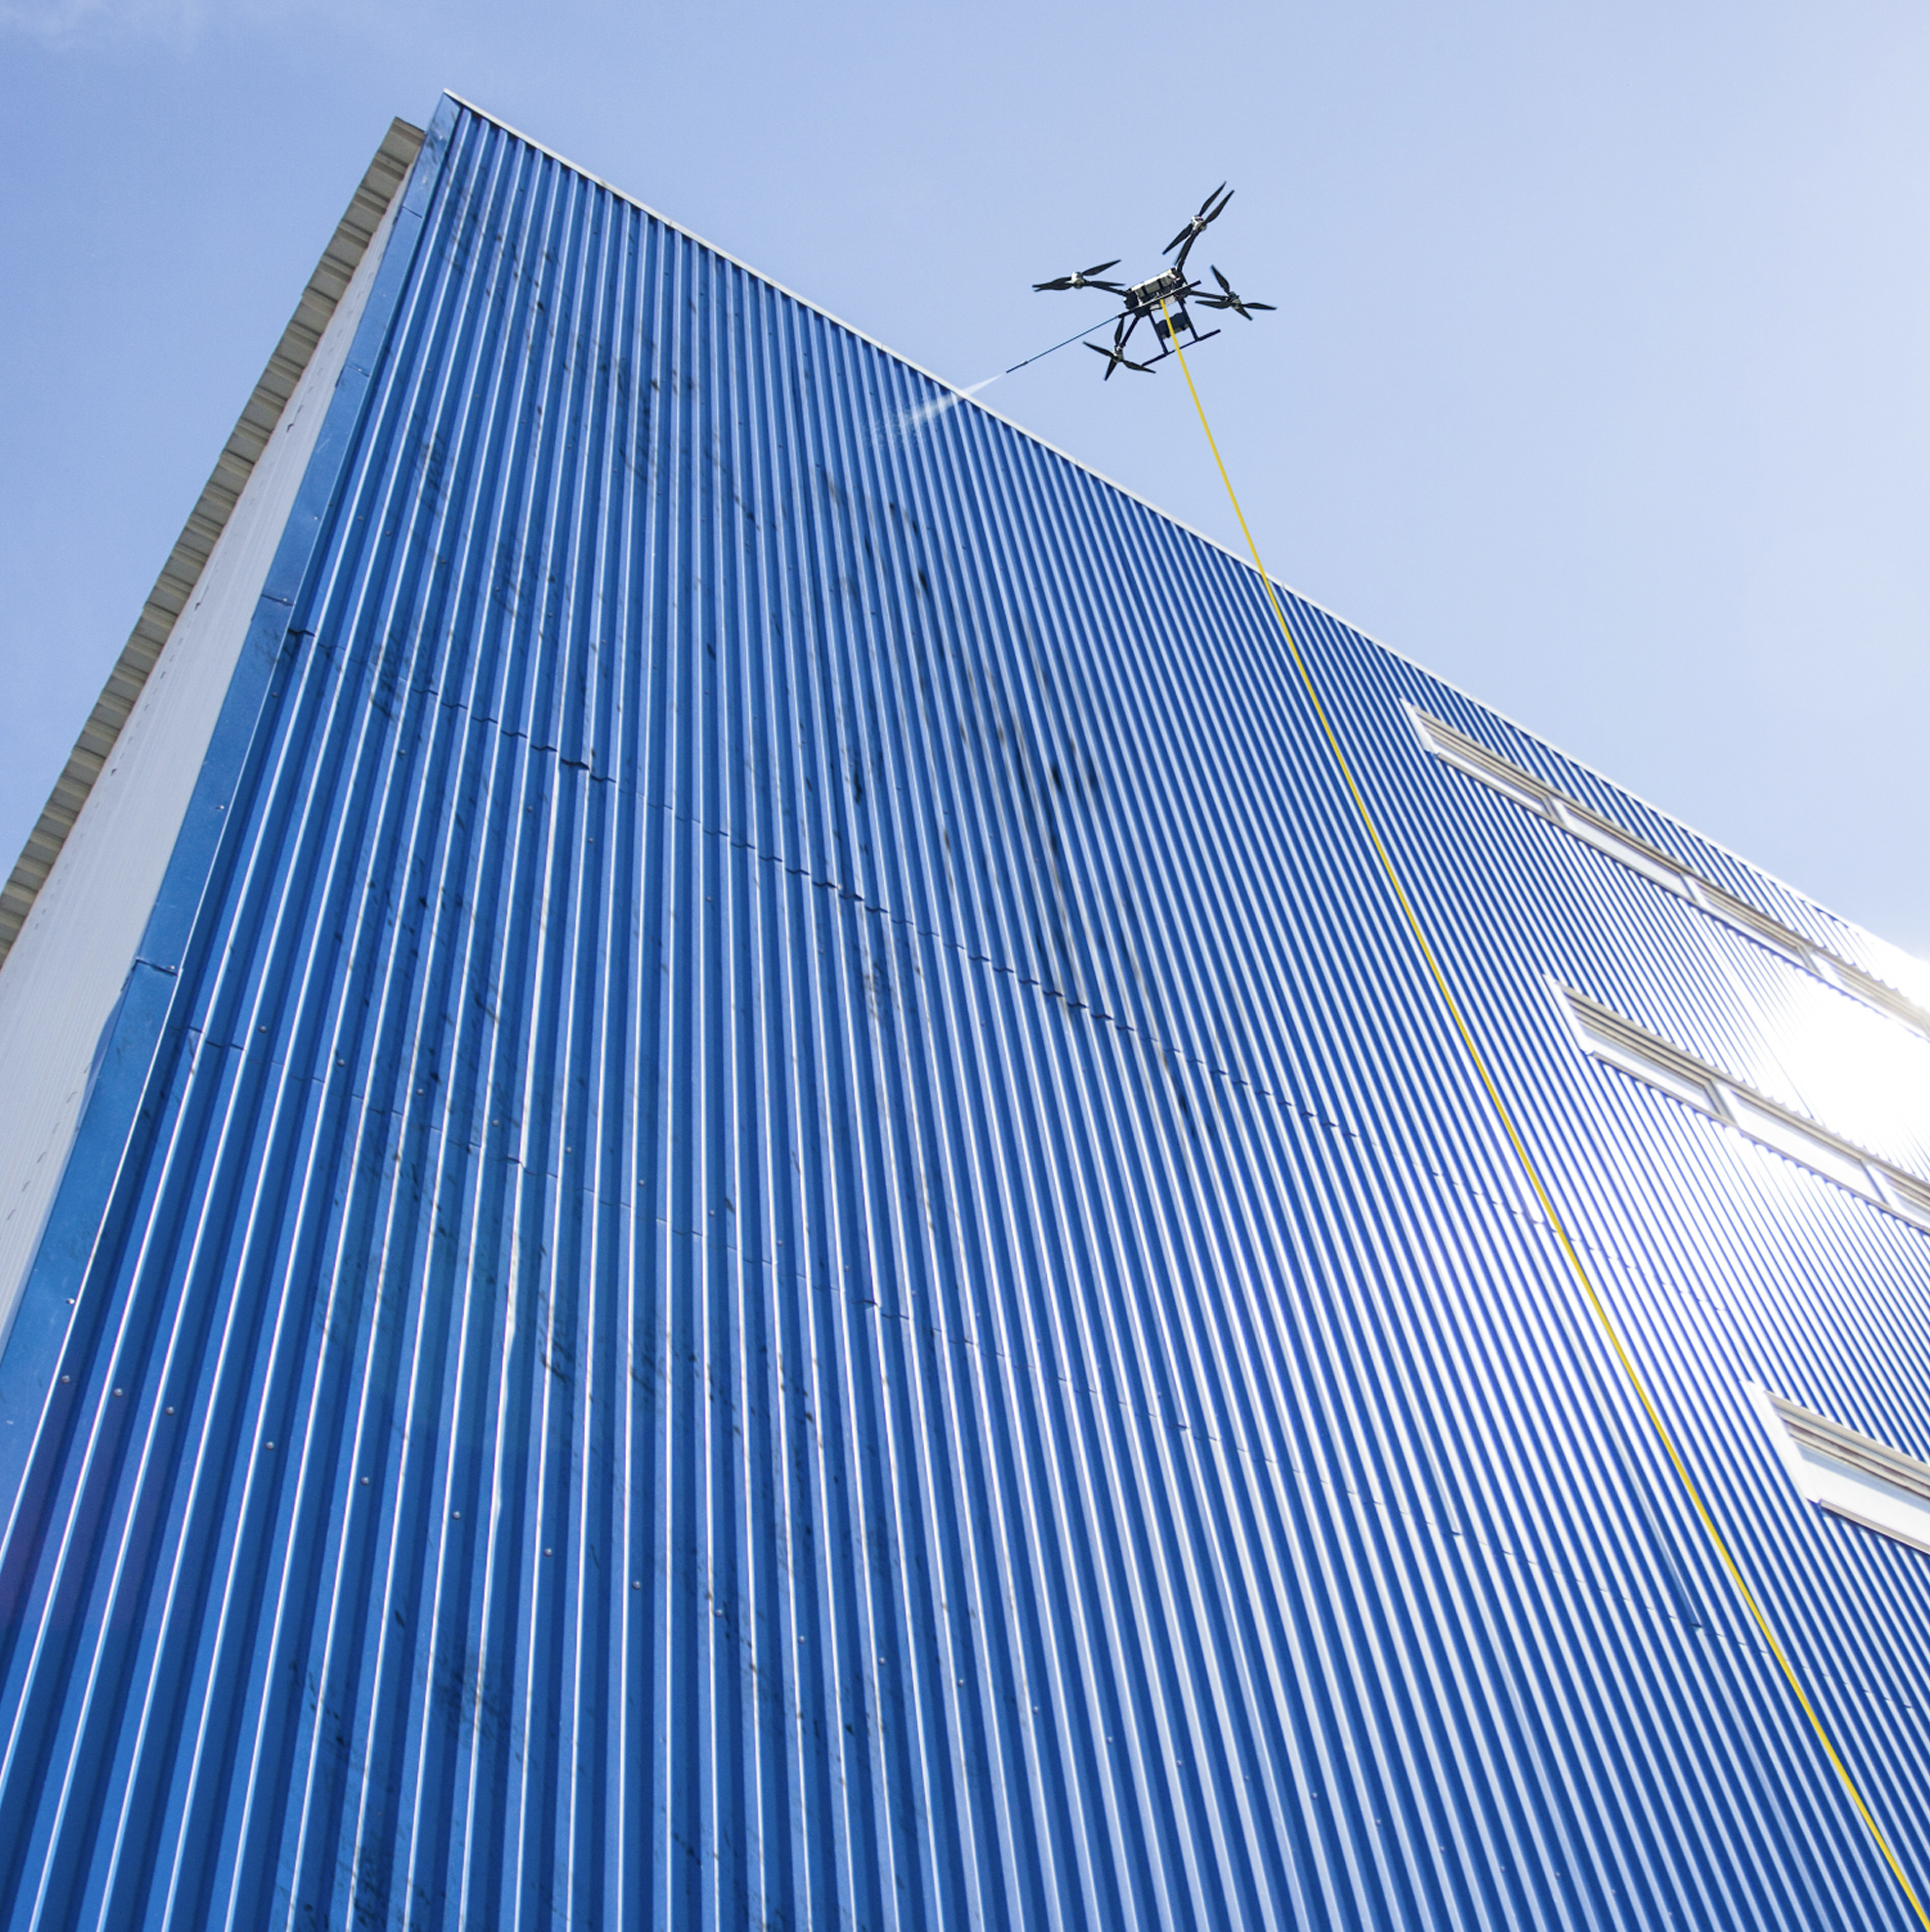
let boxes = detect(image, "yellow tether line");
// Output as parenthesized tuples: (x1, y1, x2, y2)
(1157, 298, 1930, 1927)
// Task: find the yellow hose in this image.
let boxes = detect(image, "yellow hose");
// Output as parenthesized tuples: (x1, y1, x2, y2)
(1158, 295, 1929, 1928)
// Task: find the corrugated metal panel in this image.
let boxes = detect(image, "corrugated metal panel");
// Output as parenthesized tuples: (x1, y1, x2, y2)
(2, 95, 1929, 1929)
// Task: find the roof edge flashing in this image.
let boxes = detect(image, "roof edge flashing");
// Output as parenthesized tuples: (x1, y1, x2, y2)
(442, 89, 1928, 995)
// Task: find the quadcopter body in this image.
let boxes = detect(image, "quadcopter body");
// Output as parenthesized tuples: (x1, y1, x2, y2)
(1032, 185, 1275, 380)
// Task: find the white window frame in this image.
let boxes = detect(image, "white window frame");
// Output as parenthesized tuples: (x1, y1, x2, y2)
(1748, 1383, 1930, 1557)
(1549, 980, 1930, 1232)
(1406, 701, 1930, 1041)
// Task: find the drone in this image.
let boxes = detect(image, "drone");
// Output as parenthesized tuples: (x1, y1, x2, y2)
(1033, 184, 1275, 379)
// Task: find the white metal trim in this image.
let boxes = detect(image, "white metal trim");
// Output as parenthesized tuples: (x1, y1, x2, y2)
(1546, 979, 1930, 1230)
(0, 172, 412, 1354)
(1747, 1382, 1930, 1557)
(1413, 704, 1930, 1037)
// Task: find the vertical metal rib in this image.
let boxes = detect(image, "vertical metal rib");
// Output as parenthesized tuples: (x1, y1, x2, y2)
(0, 99, 1927, 1930)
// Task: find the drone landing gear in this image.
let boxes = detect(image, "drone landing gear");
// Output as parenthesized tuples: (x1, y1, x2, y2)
(1152, 307, 1215, 350)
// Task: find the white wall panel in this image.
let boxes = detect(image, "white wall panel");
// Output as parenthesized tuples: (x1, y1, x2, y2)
(0, 176, 408, 1347)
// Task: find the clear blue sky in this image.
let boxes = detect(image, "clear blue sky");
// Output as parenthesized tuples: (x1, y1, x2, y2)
(3, 0, 1925, 956)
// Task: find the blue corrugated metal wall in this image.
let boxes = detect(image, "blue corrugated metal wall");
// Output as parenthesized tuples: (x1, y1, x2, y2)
(4, 95, 1930, 1929)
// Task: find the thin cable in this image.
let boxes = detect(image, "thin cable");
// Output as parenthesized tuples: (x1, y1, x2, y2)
(1005, 314, 1119, 376)
(1157, 296, 1930, 1929)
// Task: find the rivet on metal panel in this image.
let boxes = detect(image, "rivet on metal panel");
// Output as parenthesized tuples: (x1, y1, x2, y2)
(113, 1389, 123, 1398)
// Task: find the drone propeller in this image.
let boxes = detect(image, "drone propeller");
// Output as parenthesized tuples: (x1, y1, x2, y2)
(1163, 184, 1234, 259)
(1195, 264, 1277, 320)
(1086, 340, 1154, 380)
(1032, 259, 1123, 293)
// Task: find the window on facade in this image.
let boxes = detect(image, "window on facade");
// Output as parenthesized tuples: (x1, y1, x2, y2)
(1559, 989, 1719, 1113)
(1551, 981, 1930, 1230)
(1406, 705, 1555, 814)
(1719, 1091, 1881, 1200)
(1407, 701, 1930, 1042)
(1545, 796, 1689, 896)
(1749, 1383, 1930, 1557)
(1875, 1167, 1930, 1227)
